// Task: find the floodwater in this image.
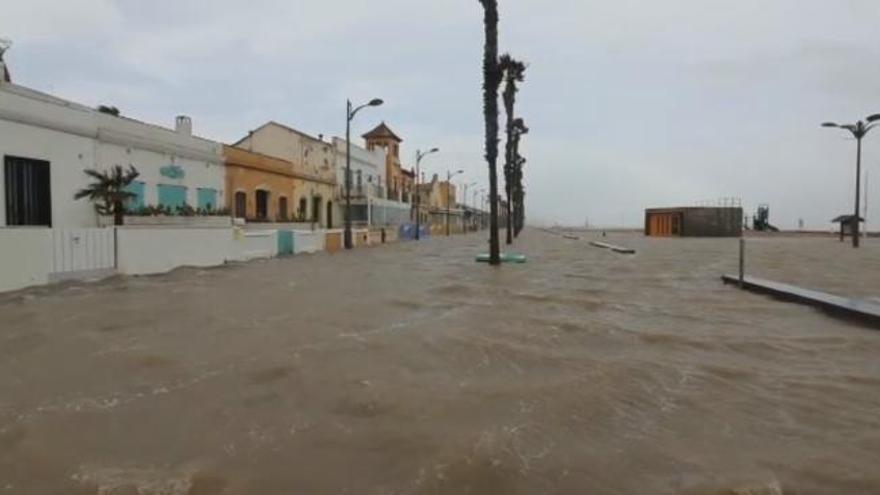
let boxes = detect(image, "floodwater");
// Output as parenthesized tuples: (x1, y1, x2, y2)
(1, 230, 879, 494)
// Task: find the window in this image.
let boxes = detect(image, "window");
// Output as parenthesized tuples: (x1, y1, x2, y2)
(197, 187, 217, 211)
(234, 192, 247, 218)
(356, 170, 362, 188)
(125, 181, 146, 211)
(158, 184, 187, 209)
(5, 155, 51, 226)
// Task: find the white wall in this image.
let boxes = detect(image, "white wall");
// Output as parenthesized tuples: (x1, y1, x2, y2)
(0, 228, 51, 291)
(230, 229, 277, 261)
(116, 227, 233, 275)
(292, 230, 325, 254)
(97, 141, 224, 210)
(0, 120, 98, 229)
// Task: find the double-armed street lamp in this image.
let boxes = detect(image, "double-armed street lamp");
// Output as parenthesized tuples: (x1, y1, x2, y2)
(822, 113, 880, 248)
(446, 169, 464, 236)
(414, 147, 440, 241)
(345, 98, 384, 250)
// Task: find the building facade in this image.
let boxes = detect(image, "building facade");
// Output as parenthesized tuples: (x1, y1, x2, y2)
(416, 174, 463, 232)
(0, 81, 225, 228)
(224, 145, 336, 224)
(234, 122, 337, 227)
(331, 137, 384, 225)
(645, 207, 743, 237)
(362, 122, 414, 203)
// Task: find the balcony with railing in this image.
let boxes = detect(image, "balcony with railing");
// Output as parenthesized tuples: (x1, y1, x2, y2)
(337, 183, 385, 200)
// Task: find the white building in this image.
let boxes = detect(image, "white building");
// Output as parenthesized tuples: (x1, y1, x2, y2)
(331, 137, 413, 227)
(0, 79, 225, 228)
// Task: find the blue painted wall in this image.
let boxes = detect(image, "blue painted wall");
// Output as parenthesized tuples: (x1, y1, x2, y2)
(197, 188, 218, 211)
(125, 181, 146, 211)
(158, 184, 188, 208)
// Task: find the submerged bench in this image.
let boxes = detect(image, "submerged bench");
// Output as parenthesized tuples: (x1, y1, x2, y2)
(476, 253, 528, 264)
(721, 274, 880, 329)
(589, 241, 636, 255)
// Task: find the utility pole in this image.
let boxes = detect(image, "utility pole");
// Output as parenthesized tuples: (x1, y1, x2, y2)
(446, 169, 463, 236)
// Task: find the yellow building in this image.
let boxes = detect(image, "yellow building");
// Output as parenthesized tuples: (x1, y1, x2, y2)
(231, 122, 337, 226)
(223, 145, 336, 225)
(415, 174, 461, 232)
(362, 122, 414, 203)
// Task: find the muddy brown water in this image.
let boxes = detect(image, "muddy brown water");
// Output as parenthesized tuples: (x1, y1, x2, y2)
(1, 230, 879, 494)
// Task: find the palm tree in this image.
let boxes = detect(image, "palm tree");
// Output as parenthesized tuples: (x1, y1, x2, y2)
(511, 118, 528, 237)
(499, 54, 526, 244)
(478, 0, 503, 265)
(74, 165, 140, 226)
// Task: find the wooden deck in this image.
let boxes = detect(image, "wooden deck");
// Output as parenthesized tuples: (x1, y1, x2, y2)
(721, 275, 880, 329)
(589, 241, 636, 254)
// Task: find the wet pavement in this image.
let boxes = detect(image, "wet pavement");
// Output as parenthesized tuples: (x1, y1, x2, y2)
(1, 230, 879, 494)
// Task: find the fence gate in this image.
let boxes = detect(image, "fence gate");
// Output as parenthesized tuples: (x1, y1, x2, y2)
(49, 228, 116, 281)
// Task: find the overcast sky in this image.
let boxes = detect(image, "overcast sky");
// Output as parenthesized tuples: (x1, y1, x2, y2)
(3, 0, 880, 228)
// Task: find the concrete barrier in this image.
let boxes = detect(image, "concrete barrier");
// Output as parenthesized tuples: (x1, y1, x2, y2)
(0, 228, 52, 292)
(292, 230, 325, 254)
(117, 227, 233, 275)
(232, 229, 277, 261)
(383, 227, 399, 243)
(354, 229, 370, 247)
(325, 230, 343, 252)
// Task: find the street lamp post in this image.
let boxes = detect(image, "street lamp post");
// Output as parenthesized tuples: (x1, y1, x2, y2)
(462, 181, 476, 233)
(345, 98, 384, 250)
(414, 147, 439, 241)
(446, 169, 464, 236)
(471, 190, 479, 231)
(822, 113, 880, 248)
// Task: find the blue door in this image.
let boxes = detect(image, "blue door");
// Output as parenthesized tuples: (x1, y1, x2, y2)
(277, 230, 294, 256)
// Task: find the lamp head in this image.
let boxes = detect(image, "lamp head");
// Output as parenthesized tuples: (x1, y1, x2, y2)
(821, 122, 839, 128)
(368, 98, 384, 107)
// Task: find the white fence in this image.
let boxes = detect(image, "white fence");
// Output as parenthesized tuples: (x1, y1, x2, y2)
(0, 223, 383, 293)
(49, 228, 115, 280)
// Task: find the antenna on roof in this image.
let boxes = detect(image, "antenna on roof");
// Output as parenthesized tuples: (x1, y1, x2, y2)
(0, 38, 11, 83)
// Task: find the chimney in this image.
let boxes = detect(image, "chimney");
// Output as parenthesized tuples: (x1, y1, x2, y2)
(175, 115, 192, 136)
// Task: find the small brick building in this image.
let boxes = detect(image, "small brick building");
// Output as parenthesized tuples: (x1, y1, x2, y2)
(645, 207, 743, 237)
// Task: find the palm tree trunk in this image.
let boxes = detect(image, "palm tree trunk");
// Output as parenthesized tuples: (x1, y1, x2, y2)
(479, 0, 502, 265)
(504, 97, 514, 245)
(113, 200, 125, 226)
